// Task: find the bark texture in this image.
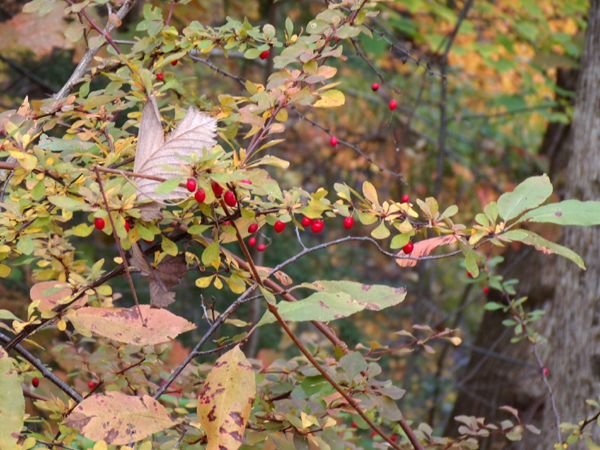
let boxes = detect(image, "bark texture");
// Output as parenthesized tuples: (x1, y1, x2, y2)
(537, 1, 600, 447)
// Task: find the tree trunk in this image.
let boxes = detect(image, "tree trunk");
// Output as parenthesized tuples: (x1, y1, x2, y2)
(444, 2, 600, 447)
(537, 1, 600, 447)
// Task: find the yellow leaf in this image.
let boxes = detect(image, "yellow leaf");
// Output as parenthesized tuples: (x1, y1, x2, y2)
(198, 346, 256, 450)
(362, 181, 379, 206)
(9, 151, 37, 171)
(0, 264, 11, 278)
(93, 442, 108, 450)
(313, 89, 345, 108)
(300, 412, 318, 429)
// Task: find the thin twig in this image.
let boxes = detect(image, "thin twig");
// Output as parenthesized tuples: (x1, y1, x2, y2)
(94, 167, 145, 324)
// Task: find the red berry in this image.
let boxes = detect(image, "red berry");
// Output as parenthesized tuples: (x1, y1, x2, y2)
(31, 377, 40, 388)
(371, 82, 380, 91)
(94, 217, 105, 230)
(256, 243, 267, 252)
(402, 241, 414, 254)
(467, 271, 473, 279)
(88, 380, 97, 390)
(370, 430, 377, 438)
(170, 60, 178, 66)
(311, 219, 324, 233)
(259, 49, 270, 60)
(301, 216, 312, 227)
(401, 194, 410, 203)
(156, 72, 165, 82)
(391, 434, 398, 443)
(194, 188, 206, 203)
(186, 178, 197, 192)
(240, 179, 253, 185)
(224, 190, 237, 207)
(483, 286, 490, 295)
(273, 220, 286, 233)
(388, 98, 398, 111)
(211, 181, 224, 198)
(124, 220, 132, 232)
(329, 135, 338, 147)
(542, 367, 551, 378)
(343, 216, 354, 230)
(248, 223, 258, 234)
(247, 236, 257, 247)
(351, 421, 358, 429)
(223, 220, 232, 226)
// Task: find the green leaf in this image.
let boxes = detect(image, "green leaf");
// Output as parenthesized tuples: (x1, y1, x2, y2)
(464, 249, 479, 278)
(161, 237, 178, 256)
(502, 229, 585, 269)
(497, 175, 552, 221)
(0, 348, 24, 450)
(202, 242, 221, 269)
(154, 178, 181, 195)
(519, 200, 600, 226)
(340, 352, 367, 379)
(16, 237, 34, 255)
(484, 302, 505, 311)
(371, 221, 390, 239)
(258, 281, 406, 325)
(390, 233, 411, 250)
(48, 195, 89, 211)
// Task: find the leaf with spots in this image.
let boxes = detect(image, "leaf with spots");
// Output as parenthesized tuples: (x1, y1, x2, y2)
(258, 280, 406, 325)
(0, 348, 24, 450)
(197, 345, 256, 450)
(65, 392, 175, 445)
(66, 305, 194, 345)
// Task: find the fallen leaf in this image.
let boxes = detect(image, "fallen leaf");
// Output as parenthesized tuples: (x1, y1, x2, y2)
(198, 346, 256, 450)
(396, 235, 459, 268)
(0, 348, 24, 449)
(66, 305, 194, 345)
(65, 392, 175, 445)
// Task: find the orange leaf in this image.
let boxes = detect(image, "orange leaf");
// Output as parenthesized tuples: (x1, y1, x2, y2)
(66, 305, 194, 345)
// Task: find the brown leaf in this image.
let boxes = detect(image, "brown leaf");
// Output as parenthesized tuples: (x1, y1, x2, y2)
(66, 305, 194, 345)
(133, 97, 217, 208)
(255, 266, 293, 287)
(0, 6, 70, 57)
(198, 346, 256, 450)
(30, 281, 87, 314)
(130, 243, 186, 307)
(395, 235, 459, 268)
(65, 392, 175, 445)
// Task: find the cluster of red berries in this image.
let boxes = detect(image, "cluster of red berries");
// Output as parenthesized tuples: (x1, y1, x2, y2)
(186, 178, 239, 208)
(93, 217, 132, 232)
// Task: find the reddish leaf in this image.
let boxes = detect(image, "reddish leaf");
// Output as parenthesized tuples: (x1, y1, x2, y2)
(395, 235, 459, 268)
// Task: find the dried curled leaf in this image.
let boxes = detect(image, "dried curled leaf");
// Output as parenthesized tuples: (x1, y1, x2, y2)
(198, 346, 256, 450)
(65, 392, 175, 445)
(396, 235, 459, 268)
(66, 305, 194, 345)
(0, 348, 24, 450)
(130, 243, 186, 307)
(133, 97, 217, 207)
